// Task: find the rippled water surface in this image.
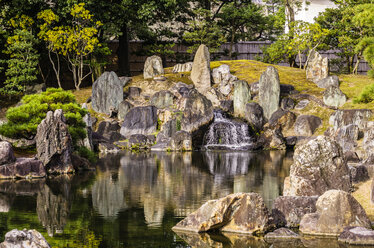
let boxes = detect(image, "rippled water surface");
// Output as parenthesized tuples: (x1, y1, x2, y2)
(0, 150, 347, 247)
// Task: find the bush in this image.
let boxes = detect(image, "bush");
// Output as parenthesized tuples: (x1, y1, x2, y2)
(76, 146, 97, 163)
(354, 83, 374, 103)
(0, 88, 88, 142)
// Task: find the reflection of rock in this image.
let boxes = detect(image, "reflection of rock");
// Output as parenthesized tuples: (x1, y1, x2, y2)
(37, 184, 70, 237)
(143, 195, 164, 227)
(0, 179, 45, 196)
(174, 231, 268, 248)
(91, 169, 127, 218)
(0, 194, 11, 212)
(0, 229, 50, 248)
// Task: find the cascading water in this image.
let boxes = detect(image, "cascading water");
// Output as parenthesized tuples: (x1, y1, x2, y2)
(203, 110, 254, 150)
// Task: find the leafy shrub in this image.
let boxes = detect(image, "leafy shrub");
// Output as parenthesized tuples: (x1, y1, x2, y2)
(76, 146, 97, 163)
(0, 88, 87, 142)
(354, 83, 374, 103)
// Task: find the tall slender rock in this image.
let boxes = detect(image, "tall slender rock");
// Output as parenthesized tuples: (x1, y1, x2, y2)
(259, 66, 280, 120)
(191, 44, 211, 93)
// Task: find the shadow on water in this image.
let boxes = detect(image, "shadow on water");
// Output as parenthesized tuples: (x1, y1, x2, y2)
(0, 150, 367, 247)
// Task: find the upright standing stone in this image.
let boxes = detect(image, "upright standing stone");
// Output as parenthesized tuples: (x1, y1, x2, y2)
(92, 71, 124, 115)
(144, 55, 164, 79)
(36, 110, 74, 174)
(259, 66, 280, 120)
(233, 81, 251, 117)
(191, 44, 211, 93)
(306, 51, 329, 82)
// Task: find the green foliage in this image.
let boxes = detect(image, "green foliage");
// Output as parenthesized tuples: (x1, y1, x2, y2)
(217, 1, 278, 58)
(262, 21, 329, 68)
(0, 15, 39, 96)
(354, 83, 374, 103)
(76, 146, 97, 163)
(353, 4, 374, 78)
(38, 3, 104, 90)
(0, 88, 87, 142)
(183, 8, 226, 53)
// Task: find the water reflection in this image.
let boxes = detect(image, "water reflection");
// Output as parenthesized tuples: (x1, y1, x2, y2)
(0, 151, 298, 247)
(91, 151, 293, 227)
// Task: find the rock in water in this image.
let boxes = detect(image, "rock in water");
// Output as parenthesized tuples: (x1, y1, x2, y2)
(284, 136, 351, 196)
(232, 80, 251, 118)
(120, 106, 158, 137)
(191, 44, 211, 93)
(271, 196, 318, 228)
(220, 193, 270, 234)
(0, 229, 50, 248)
(172, 193, 271, 234)
(264, 228, 300, 240)
(339, 226, 374, 245)
(36, 110, 74, 174)
(323, 86, 347, 108)
(300, 190, 371, 236)
(144, 55, 164, 79)
(0, 158, 45, 179)
(0, 141, 15, 165)
(92, 71, 124, 115)
(259, 66, 280, 120)
(306, 51, 329, 82)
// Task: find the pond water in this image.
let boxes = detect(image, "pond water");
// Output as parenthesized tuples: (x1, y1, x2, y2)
(0, 151, 356, 247)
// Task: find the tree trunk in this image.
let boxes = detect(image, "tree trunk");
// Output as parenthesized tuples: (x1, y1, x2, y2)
(229, 31, 235, 59)
(117, 23, 130, 77)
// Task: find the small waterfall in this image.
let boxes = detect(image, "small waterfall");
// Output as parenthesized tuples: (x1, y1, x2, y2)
(203, 111, 254, 150)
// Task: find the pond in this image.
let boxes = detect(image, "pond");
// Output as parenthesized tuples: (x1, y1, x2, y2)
(0, 150, 348, 247)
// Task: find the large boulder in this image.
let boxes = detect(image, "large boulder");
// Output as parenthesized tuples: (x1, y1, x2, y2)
(284, 136, 351, 196)
(0, 229, 50, 248)
(306, 51, 329, 82)
(271, 196, 318, 228)
(169, 131, 192, 151)
(143, 55, 164, 79)
(233, 80, 251, 117)
(244, 102, 264, 131)
(363, 125, 374, 163)
(315, 75, 339, 88)
(92, 71, 124, 115)
(294, 115, 322, 136)
(0, 141, 15, 165)
(299, 190, 371, 236)
(323, 86, 347, 108)
(181, 89, 214, 147)
(191, 44, 211, 93)
(172, 193, 271, 234)
(96, 120, 123, 143)
(259, 66, 280, 120)
(330, 109, 372, 131)
(0, 158, 45, 179)
(120, 106, 158, 137)
(172, 62, 193, 73)
(335, 124, 359, 152)
(36, 110, 74, 174)
(150, 90, 175, 109)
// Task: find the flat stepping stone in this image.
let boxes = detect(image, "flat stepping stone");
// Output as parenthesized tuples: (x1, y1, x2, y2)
(338, 226, 374, 245)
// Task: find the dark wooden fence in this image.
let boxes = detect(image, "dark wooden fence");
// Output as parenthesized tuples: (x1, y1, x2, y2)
(106, 40, 370, 76)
